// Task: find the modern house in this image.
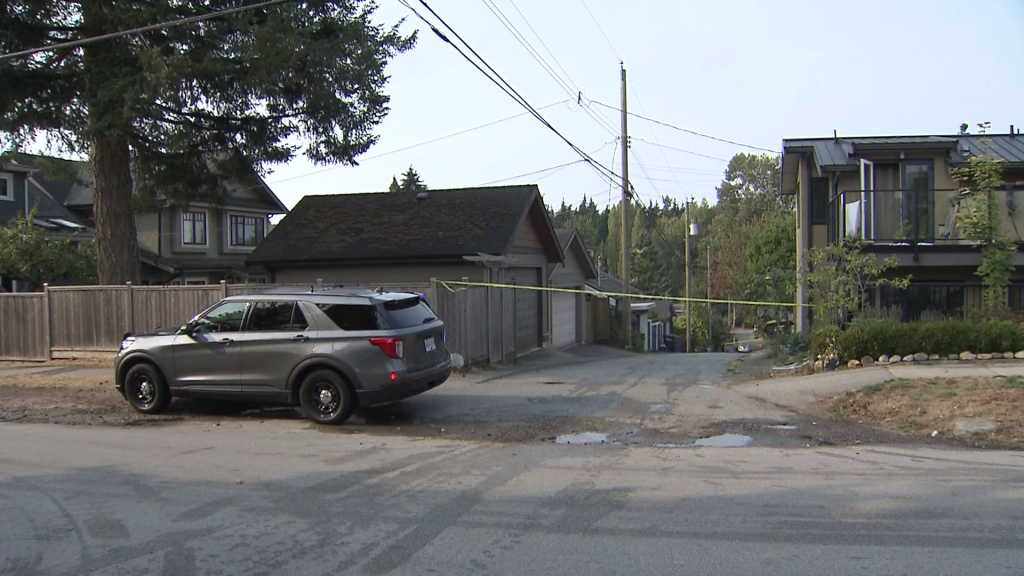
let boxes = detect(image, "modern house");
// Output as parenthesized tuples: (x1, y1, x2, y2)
(782, 130, 1024, 329)
(6, 154, 288, 286)
(247, 185, 565, 353)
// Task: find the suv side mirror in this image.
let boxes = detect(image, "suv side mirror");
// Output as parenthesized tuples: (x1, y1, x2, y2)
(179, 321, 196, 337)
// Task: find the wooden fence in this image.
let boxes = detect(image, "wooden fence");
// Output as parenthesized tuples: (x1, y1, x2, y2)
(0, 281, 606, 365)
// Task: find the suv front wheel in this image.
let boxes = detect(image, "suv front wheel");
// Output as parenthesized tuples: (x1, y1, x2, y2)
(124, 363, 171, 414)
(298, 369, 355, 424)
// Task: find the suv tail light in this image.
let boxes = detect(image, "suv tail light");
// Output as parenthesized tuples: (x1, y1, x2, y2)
(368, 337, 404, 359)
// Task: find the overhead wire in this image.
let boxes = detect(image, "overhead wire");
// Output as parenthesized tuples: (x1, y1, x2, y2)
(0, 0, 295, 61)
(577, 0, 621, 61)
(400, 0, 622, 188)
(590, 101, 780, 154)
(479, 0, 619, 137)
(632, 137, 729, 162)
(265, 98, 569, 185)
(479, 138, 615, 186)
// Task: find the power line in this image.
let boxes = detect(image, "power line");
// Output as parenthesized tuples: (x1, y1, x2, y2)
(632, 137, 730, 162)
(0, 0, 294, 61)
(478, 138, 615, 186)
(480, 0, 618, 137)
(266, 99, 569, 186)
(400, 0, 621, 188)
(577, 0, 621, 61)
(590, 101, 780, 154)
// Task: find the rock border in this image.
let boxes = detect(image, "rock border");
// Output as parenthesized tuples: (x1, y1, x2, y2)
(816, 351, 1024, 372)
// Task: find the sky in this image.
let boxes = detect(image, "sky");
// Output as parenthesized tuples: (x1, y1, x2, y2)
(263, 0, 1024, 215)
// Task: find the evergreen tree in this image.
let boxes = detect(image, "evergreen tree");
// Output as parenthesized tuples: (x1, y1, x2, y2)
(398, 166, 427, 192)
(1, 1, 415, 283)
(389, 176, 401, 193)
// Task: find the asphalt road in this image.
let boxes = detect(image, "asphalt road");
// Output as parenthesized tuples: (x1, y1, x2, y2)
(2, 421, 1023, 576)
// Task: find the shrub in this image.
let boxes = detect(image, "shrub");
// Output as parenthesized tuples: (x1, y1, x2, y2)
(673, 308, 730, 352)
(810, 326, 839, 358)
(891, 323, 922, 357)
(918, 320, 975, 356)
(975, 320, 1018, 353)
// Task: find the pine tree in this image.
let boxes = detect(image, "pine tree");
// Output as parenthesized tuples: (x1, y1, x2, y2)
(398, 166, 427, 192)
(389, 176, 401, 193)
(1, 1, 415, 283)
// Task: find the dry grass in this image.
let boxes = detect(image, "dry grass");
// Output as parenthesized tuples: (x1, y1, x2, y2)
(831, 376, 1024, 448)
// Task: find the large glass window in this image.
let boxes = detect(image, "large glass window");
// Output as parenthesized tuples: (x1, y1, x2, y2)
(182, 210, 207, 245)
(317, 303, 383, 331)
(901, 161, 934, 241)
(230, 215, 263, 247)
(0, 174, 11, 200)
(381, 297, 437, 328)
(811, 177, 830, 225)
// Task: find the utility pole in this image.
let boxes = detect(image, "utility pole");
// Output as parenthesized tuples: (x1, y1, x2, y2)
(707, 244, 712, 351)
(685, 198, 691, 353)
(620, 64, 631, 350)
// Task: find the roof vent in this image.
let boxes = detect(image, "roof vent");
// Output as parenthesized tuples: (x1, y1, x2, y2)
(415, 190, 429, 201)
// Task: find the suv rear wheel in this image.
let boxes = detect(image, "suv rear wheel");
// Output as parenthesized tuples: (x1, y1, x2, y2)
(298, 369, 355, 424)
(124, 363, 171, 414)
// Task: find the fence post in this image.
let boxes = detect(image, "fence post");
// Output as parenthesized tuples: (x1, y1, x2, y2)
(220, 279, 228, 299)
(42, 283, 52, 361)
(125, 282, 134, 334)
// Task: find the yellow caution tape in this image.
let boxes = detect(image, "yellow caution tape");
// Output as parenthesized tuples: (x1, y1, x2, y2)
(436, 279, 808, 308)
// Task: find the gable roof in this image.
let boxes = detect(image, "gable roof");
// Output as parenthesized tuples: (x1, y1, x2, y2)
(11, 153, 288, 213)
(1, 160, 93, 235)
(554, 227, 598, 280)
(781, 133, 1024, 195)
(249, 185, 564, 266)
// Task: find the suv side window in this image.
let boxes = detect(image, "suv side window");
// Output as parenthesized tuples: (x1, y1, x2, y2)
(248, 301, 309, 331)
(317, 303, 382, 331)
(194, 301, 248, 333)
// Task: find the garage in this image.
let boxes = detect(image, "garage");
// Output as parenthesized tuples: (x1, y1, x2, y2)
(508, 267, 541, 353)
(551, 291, 577, 348)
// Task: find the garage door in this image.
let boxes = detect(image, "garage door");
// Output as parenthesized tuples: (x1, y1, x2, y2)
(508, 268, 540, 353)
(551, 291, 577, 349)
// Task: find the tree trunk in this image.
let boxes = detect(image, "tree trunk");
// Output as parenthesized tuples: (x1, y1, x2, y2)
(90, 137, 139, 284)
(82, 0, 139, 285)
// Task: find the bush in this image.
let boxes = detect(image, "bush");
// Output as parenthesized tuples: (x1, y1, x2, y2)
(976, 320, 1018, 352)
(810, 326, 839, 358)
(891, 323, 922, 357)
(673, 308, 730, 352)
(918, 320, 975, 356)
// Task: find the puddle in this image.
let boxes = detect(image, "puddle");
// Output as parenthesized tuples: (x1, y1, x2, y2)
(653, 443, 684, 449)
(766, 425, 798, 431)
(697, 385, 716, 389)
(648, 404, 670, 413)
(694, 433, 753, 448)
(556, 432, 609, 445)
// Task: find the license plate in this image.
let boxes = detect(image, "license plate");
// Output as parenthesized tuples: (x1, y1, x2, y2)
(424, 337, 436, 352)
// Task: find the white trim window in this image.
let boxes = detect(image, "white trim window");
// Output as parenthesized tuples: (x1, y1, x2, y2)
(0, 173, 12, 201)
(229, 214, 263, 247)
(181, 210, 207, 246)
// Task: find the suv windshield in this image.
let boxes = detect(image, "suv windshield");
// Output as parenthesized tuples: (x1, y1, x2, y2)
(380, 297, 437, 329)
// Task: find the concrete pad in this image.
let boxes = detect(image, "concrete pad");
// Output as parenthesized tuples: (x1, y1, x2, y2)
(733, 367, 894, 412)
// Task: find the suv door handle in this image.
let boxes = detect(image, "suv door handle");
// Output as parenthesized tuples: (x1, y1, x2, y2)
(220, 337, 233, 345)
(292, 335, 309, 341)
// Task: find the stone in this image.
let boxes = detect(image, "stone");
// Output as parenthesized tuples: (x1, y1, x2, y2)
(848, 359, 861, 368)
(1017, 350, 1024, 360)
(813, 360, 823, 373)
(1005, 351, 1015, 360)
(913, 352, 929, 362)
(953, 417, 998, 437)
(878, 354, 889, 364)
(889, 355, 903, 364)
(861, 356, 875, 366)
(929, 354, 941, 361)
(990, 352, 1003, 360)
(904, 354, 915, 363)
(977, 353, 993, 361)
(960, 351, 976, 361)
(948, 354, 960, 360)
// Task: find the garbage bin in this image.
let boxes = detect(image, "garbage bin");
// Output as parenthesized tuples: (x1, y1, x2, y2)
(664, 334, 676, 353)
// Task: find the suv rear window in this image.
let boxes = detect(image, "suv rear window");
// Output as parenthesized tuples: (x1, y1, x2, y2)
(381, 297, 437, 329)
(317, 303, 384, 331)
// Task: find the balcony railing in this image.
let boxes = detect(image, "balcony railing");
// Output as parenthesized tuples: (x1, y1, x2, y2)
(827, 188, 964, 245)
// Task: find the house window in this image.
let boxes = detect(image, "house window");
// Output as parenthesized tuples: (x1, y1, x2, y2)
(811, 177, 829, 224)
(181, 210, 207, 245)
(0, 173, 12, 201)
(229, 215, 263, 247)
(882, 283, 964, 321)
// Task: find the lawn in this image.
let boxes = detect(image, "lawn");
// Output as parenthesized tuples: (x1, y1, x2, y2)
(831, 376, 1024, 448)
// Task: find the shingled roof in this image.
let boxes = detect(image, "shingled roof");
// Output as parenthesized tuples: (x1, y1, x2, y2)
(248, 185, 562, 265)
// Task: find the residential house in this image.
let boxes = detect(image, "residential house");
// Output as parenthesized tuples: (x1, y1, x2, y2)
(549, 228, 599, 348)
(247, 185, 565, 353)
(782, 131, 1024, 330)
(1, 159, 94, 292)
(10, 154, 288, 286)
